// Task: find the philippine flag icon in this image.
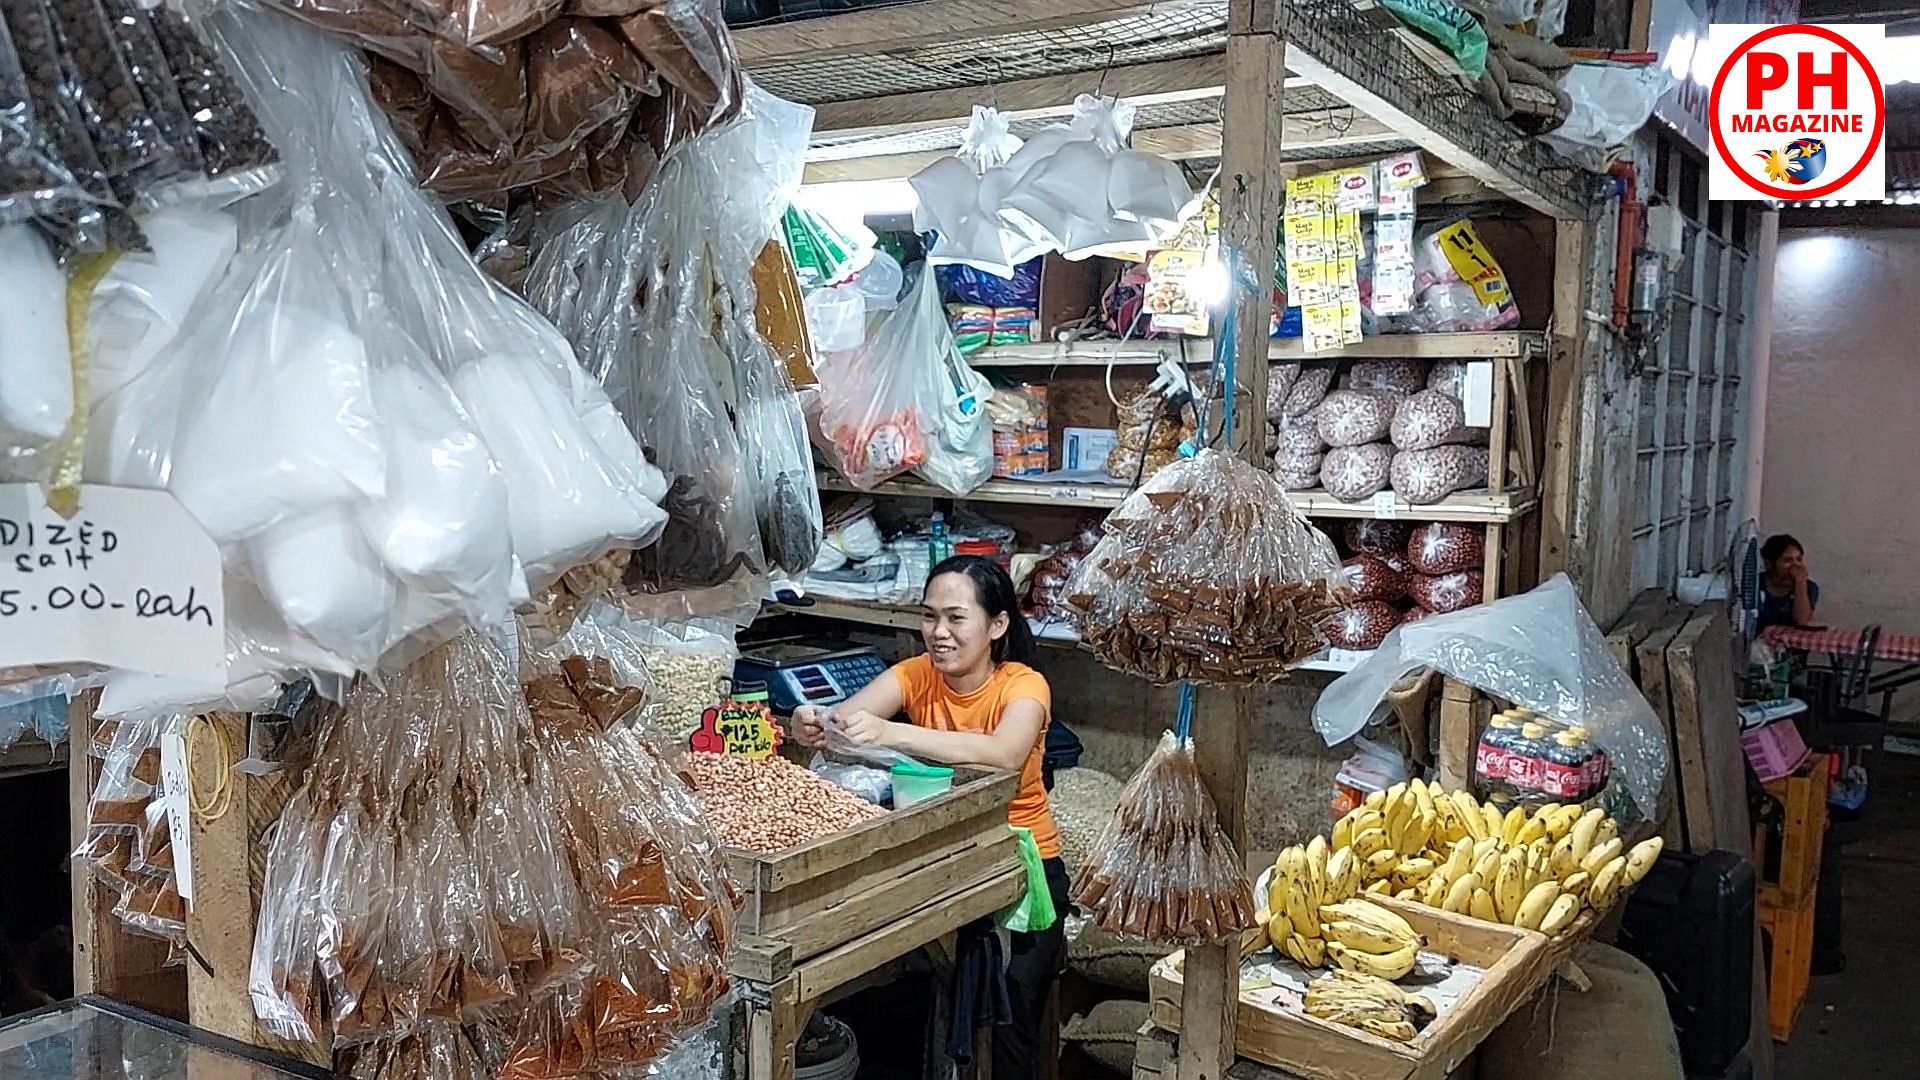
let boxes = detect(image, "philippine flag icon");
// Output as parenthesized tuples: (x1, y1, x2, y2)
(1753, 138, 1829, 186)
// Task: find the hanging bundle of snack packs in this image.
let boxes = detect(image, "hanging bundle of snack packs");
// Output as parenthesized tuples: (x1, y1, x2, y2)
(1075, 729, 1258, 946)
(1064, 448, 1348, 684)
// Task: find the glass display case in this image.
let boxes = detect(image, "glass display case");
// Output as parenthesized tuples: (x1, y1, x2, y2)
(0, 996, 330, 1079)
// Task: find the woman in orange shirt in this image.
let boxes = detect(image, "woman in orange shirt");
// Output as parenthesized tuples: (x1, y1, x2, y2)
(793, 554, 1067, 1077)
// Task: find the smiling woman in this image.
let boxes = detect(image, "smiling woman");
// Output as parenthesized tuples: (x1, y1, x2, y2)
(790, 553, 1068, 1077)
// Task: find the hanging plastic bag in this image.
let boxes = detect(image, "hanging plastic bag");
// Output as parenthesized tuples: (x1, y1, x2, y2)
(815, 265, 991, 494)
(911, 106, 1050, 275)
(1074, 729, 1256, 945)
(0, 223, 71, 468)
(1310, 574, 1670, 820)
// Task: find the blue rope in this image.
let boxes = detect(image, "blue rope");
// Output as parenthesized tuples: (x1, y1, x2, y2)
(1175, 682, 1195, 742)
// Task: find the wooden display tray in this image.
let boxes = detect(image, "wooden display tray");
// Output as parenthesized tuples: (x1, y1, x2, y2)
(1148, 898, 1552, 1080)
(726, 766, 1021, 984)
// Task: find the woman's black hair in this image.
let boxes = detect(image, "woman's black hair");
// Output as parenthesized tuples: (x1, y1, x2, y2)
(1761, 533, 1803, 565)
(925, 554, 1040, 667)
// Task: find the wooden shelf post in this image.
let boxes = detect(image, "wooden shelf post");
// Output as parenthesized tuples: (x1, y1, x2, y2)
(1175, 2, 1285, 1076)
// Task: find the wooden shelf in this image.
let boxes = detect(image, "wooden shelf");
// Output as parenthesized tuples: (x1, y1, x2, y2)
(777, 596, 1081, 645)
(739, 0, 1596, 220)
(964, 331, 1545, 368)
(816, 472, 1536, 523)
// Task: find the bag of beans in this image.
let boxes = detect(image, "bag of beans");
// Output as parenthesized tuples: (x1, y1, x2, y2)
(1343, 519, 1412, 557)
(1407, 522, 1484, 574)
(1340, 554, 1408, 603)
(1283, 364, 1335, 419)
(1323, 601, 1402, 650)
(1392, 388, 1482, 451)
(1320, 442, 1394, 501)
(1344, 358, 1427, 394)
(1410, 569, 1484, 613)
(1266, 361, 1302, 417)
(1317, 389, 1401, 448)
(1391, 445, 1489, 504)
(1274, 451, 1325, 491)
(1428, 358, 1470, 398)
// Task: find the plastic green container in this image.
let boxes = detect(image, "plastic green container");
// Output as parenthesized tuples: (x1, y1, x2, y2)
(890, 761, 955, 808)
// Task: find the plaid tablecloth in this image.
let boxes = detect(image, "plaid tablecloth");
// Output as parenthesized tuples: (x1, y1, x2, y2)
(1760, 624, 1920, 663)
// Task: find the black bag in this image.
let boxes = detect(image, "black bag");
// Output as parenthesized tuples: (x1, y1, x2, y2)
(1617, 848, 1757, 1077)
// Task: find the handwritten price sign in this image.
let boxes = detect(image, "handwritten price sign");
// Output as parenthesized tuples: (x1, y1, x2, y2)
(690, 700, 783, 761)
(0, 485, 224, 684)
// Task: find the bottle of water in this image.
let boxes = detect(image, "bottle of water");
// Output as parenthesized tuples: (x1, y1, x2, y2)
(928, 512, 953, 566)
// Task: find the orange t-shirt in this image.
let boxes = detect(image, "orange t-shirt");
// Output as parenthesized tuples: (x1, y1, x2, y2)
(892, 654, 1061, 859)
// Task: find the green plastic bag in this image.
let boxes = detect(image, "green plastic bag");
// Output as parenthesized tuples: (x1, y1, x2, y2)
(1381, 0, 1489, 78)
(997, 826, 1058, 934)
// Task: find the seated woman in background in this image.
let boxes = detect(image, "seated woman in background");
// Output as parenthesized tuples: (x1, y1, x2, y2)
(1758, 533, 1819, 630)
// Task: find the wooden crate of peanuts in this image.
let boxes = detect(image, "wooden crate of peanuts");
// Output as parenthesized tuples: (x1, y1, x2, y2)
(681, 754, 1023, 980)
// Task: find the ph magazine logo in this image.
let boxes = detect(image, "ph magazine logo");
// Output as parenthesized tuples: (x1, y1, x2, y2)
(1708, 24, 1887, 201)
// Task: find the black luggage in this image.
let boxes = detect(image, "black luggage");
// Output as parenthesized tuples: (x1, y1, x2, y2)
(1617, 848, 1757, 1077)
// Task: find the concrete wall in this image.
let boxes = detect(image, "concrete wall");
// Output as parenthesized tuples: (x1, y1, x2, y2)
(1760, 226, 1920, 635)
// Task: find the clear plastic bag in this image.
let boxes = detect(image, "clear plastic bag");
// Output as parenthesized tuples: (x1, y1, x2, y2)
(1311, 574, 1670, 819)
(1063, 448, 1346, 684)
(1074, 730, 1256, 946)
(0, 12, 82, 225)
(73, 712, 187, 952)
(815, 264, 992, 494)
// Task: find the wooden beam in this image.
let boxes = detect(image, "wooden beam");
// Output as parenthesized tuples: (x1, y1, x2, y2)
(803, 110, 1396, 184)
(1178, 3, 1285, 1075)
(1539, 219, 1589, 579)
(811, 56, 1229, 137)
(734, 0, 1224, 65)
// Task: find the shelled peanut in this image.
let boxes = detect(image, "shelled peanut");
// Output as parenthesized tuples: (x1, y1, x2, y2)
(682, 752, 886, 853)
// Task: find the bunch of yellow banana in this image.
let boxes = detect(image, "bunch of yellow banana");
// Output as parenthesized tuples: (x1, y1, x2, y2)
(1319, 899, 1425, 979)
(1302, 969, 1437, 1044)
(1263, 835, 1363, 967)
(1324, 781, 1666, 935)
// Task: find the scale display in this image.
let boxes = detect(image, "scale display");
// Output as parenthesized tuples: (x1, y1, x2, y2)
(735, 643, 888, 715)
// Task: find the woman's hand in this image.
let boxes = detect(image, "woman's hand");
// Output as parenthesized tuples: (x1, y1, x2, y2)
(836, 709, 897, 749)
(791, 705, 828, 749)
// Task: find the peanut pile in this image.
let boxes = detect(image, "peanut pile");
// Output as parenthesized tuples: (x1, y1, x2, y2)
(683, 752, 887, 853)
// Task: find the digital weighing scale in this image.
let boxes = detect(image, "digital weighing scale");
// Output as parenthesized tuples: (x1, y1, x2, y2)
(734, 641, 888, 715)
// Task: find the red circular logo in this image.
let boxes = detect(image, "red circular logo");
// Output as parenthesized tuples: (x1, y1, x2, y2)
(1709, 23, 1886, 200)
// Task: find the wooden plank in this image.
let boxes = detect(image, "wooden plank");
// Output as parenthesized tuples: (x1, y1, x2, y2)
(732, 936, 795, 986)
(746, 977, 801, 1080)
(1635, 606, 1690, 848)
(734, 0, 1223, 65)
(964, 332, 1543, 367)
(1488, 352, 1510, 496)
(1665, 607, 1752, 857)
(738, 808, 1011, 935)
(1538, 220, 1588, 580)
(771, 833, 1021, 964)
(811, 56, 1228, 136)
(183, 715, 330, 1067)
(792, 868, 1027, 1003)
(1437, 678, 1479, 793)
(1606, 588, 1674, 673)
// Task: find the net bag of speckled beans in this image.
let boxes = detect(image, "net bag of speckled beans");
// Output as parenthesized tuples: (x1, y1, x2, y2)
(1062, 447, 1348, 684)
